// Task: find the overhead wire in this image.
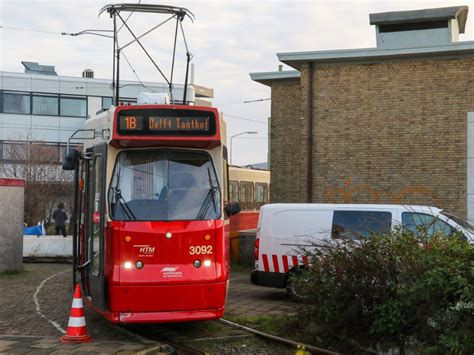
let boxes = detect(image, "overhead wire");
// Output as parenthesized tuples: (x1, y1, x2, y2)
(2, 126, 78, 132)
(224, 114, 268, 125)
(0, 25, 63, 35)
(120, 51, 158, 92)
(243, 98, 271, 103)
(219, 98, 271, 106)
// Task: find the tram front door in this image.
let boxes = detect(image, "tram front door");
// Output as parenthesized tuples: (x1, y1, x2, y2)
(83, 143, 107, 311)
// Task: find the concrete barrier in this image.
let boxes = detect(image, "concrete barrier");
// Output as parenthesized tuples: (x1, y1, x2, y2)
(23, 235, 72, 260)
(0, 178, 25, 272)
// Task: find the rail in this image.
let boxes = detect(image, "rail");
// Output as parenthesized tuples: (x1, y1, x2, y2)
(219, 318, 340, 355)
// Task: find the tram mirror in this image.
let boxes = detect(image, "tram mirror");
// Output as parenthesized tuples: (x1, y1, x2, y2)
(62, 149, 79, 171)
(225, 202, 241, 217)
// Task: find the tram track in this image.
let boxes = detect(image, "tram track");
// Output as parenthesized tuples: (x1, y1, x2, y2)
(121, 318, 339, 355)
(219, 318, 340, 355)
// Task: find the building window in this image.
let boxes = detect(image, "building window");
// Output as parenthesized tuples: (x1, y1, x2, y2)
(331, 210, 392, 240)
(102, 97, 113, 110)
(31, 143, 59, 163)
(3, 92, 31, 114)
(60, 97, 86, 117)
(32, 94, 58, 116)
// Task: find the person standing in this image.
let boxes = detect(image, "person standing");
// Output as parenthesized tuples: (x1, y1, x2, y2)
(52, 202, 68, 238)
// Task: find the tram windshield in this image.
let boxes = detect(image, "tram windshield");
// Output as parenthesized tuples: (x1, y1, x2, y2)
(109, 149, 221, 221)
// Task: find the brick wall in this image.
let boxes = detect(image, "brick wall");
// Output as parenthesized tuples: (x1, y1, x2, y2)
(269, 80, 306, 203)
(270, 57, 474, 217)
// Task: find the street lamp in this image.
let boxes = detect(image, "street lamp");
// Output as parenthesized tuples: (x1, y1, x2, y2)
(230, 131, 258, 165)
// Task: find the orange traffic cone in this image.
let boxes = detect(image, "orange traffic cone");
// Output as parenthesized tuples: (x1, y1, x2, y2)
(60, 284, 92, 344)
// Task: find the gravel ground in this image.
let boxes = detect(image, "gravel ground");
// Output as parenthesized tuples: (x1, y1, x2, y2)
(0, 263, 141, 343)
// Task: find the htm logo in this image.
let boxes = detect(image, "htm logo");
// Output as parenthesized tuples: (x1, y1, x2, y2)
(140, 246, 155, 254)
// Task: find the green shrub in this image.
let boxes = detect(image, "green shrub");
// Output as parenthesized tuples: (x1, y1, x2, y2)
(292, 232, 474, 353)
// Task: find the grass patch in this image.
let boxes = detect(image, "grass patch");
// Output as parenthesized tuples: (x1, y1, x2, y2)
(225, 314, 297, 337)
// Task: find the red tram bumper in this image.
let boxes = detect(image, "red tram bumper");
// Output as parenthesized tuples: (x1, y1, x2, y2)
(100, 281, 228, 324)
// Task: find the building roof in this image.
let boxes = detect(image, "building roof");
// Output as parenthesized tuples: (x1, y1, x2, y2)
(249, 70, 300, 84)
(0, 70, 195, 102)
(21, 61, 57, 76)
(276, 41, 474, 70)
(369, 6, 468, 33)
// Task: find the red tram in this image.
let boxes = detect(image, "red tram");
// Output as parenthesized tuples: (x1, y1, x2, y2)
(63, 103, 240, 324)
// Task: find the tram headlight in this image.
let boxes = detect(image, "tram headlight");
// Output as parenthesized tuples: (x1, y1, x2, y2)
(193, 260, 201, 268)
(135, 261, 144, 269)
(124, 261, 133, 269)
(203, 260, 211, 267)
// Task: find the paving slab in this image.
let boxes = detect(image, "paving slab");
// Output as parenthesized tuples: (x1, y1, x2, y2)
(0, 263, 297, 353)
(0, 335, 170, 354)
(226, 269, 298, 317)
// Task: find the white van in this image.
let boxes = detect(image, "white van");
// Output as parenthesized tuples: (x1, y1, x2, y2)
(251, 204, 474, 295)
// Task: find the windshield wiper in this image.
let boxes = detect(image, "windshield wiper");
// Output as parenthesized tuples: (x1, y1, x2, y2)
(196, 168, 219, 220)
(196, 186, 219, 220)
(111, 166, 137, 221)
(111, 187, 137, 221)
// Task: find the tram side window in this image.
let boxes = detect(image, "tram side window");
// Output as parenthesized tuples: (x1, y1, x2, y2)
(229, 181, 239, 203)
(90, 155, 102, 276)
(240, 181, 254, 211)
(255, 183, 268, 207)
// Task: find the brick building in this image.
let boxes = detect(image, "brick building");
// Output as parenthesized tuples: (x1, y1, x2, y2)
(251, 6, 474, 220)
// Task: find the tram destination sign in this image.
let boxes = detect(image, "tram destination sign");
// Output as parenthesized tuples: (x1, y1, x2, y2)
(117, 109, 216, 136)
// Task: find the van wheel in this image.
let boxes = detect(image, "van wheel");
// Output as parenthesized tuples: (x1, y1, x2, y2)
(285, 269, 306, 302)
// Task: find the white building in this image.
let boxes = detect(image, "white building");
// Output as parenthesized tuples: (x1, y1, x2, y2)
(0, 61, 211, 170)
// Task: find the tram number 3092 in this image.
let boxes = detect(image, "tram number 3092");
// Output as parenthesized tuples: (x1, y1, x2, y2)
(189, 245, 213, 255)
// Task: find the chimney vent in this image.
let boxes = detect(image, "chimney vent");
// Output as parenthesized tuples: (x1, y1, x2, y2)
(370, 6, 468, 49)
(82, 69, 94, 78)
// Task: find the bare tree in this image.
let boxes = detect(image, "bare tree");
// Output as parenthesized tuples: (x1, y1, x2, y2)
(1, 130, 75, 226)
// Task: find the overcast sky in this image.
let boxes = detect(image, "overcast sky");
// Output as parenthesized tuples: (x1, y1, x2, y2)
(1, 0, 473, 165)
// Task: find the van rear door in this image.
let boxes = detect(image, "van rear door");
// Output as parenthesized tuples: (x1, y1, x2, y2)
(258, 205, 333, 273)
